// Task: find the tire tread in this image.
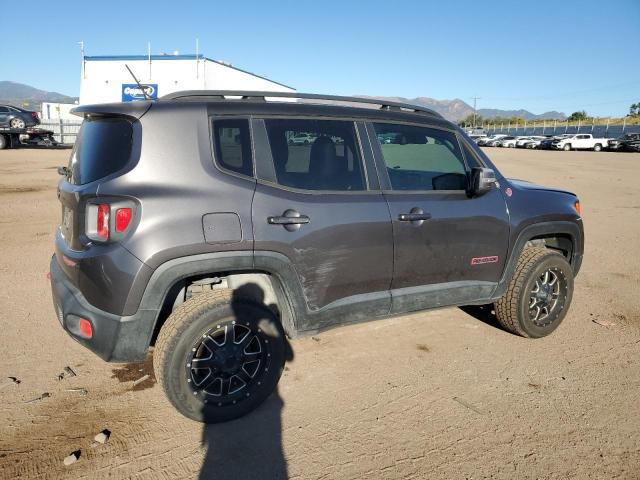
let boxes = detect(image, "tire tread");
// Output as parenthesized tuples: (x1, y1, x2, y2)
(494, 247, 561, 337)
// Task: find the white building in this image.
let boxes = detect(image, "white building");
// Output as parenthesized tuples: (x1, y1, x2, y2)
(41, 102, 77, 121)
(79, 54, 294, 105)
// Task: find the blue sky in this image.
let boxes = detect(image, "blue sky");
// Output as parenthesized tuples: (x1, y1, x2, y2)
(2, 0, 639, 116)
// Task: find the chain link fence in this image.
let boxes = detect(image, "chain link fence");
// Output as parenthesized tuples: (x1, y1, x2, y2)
(465, 119, 640, 138)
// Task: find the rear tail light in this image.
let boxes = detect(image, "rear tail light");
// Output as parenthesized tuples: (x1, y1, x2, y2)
(96, 204, 110, 239)
(115, 208, 132, 233)
(31, 112, 39, 119)
(86, 202, 134, 242)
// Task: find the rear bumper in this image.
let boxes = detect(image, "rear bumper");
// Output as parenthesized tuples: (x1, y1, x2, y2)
(50, 255, 157, 362)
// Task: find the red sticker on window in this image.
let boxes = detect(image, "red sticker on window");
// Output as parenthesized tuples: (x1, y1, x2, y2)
(470, 256, 499, 265)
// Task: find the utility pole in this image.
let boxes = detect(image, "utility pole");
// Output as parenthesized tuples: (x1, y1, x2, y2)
(471, 96, 481, 128)
(78, 41, 85, 79)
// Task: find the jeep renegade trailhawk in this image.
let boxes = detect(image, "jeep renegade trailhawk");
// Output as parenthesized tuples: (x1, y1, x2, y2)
(50, 91, 583, 423)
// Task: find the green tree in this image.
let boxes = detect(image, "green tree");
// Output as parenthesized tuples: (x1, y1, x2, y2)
(629, 103, 640, 117)
(568, 111, 588, 122)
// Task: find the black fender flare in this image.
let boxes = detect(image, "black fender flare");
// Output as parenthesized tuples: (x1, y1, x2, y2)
(492, 220, 583, 299)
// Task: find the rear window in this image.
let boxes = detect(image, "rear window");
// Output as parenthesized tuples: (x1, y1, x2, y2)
(68, 117, 133, 185)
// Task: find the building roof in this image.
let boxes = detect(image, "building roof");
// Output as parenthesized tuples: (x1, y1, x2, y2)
(83, 54, 294, 90)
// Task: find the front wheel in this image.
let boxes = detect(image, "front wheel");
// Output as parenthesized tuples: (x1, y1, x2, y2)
(494, 247, 573, 338)
(563, 144, 571, 151)
(593, 143, 602, 152)
(154, 290, 287, 423)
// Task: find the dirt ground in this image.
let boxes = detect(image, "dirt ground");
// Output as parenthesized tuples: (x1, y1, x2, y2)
(0, 147, 638, 480)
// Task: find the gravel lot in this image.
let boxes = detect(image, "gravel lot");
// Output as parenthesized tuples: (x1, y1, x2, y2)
(0, 147, 639, 479)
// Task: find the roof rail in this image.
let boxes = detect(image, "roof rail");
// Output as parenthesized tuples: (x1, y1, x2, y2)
(161, 90, 441, 117)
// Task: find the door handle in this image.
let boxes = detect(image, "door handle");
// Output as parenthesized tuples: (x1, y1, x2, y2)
(267, 215, 310, 225)
(267, 209, 310, 232)
(398, 212, 431, 222)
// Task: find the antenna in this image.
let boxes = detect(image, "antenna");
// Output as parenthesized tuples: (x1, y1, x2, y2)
(196, 37, 199, 80)
(78, 41, 85, 79)
(125, 64, 151, 101)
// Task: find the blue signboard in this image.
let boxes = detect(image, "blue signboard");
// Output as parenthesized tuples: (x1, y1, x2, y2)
(121, 84, 158, 102)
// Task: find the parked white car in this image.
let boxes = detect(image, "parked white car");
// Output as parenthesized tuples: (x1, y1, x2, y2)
(551, 133, 612, 151)
(515, 136, 545, 147)
(499, 136, 519, 148)
(477, 134, 507, 146)
(288, 133, 316, 145)
(494, 136, 517, 147)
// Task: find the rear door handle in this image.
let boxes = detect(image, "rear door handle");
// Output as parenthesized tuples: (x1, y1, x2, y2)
(267, 209, 310, 232)
(267, 215, 310, 225)
(398, 213, 431, 221)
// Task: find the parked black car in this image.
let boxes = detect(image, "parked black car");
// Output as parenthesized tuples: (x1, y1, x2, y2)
(0, 104, 40, 129)
(608, 133, 640, 151)
(50, 91, 584, 423)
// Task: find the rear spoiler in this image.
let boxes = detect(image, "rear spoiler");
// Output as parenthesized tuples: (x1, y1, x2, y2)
(71, 102, 153, 121)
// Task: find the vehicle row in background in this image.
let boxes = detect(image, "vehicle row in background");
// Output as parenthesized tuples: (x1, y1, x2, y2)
(473, 132, 639, 152)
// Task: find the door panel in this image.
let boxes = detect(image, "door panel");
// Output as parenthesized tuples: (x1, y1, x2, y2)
(385, 190, 509, 289)
(252, 118, 393, 317)
(367, 121, 510, 313)
(253, 186, 393, 311)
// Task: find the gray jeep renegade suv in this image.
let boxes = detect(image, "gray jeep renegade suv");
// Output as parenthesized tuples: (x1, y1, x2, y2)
(50, 91, 583, 423)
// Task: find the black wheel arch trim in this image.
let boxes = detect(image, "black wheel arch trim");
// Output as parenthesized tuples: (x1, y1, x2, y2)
(492, 220, 583, 299)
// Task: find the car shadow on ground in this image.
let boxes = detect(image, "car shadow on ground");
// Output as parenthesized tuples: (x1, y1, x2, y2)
(459, 304, 504, 331)
(199, 283, 294, 480)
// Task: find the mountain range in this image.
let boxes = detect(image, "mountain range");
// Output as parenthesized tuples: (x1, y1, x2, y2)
(0, 81, 566, 121)
(0, 81, 77, 109)
(359, 96, 566, 122)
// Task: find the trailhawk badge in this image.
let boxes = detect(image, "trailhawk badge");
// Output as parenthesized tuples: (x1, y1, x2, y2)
(470, 256, 499, 265)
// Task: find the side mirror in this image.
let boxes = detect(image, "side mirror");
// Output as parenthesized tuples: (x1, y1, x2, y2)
(469, 167, 496, 197)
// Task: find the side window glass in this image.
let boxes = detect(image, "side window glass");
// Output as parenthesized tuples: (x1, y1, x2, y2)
(374, 123, 467, 191)
(212, 119, 253, 177)
(459, 137, 480, 169)
(264, 119, 366, 191)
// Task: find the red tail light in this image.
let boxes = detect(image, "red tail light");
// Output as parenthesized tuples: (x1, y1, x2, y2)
(115, 208, 132, 233)
(32, 112, 39, 119)
(96, 204, 110, 239)
(86, 202, 134, 242)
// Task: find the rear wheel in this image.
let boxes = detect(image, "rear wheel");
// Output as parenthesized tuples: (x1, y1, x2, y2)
(154, 289, 287, 423)
(494, 247, 573, 338)
(10, 118, 25, 129)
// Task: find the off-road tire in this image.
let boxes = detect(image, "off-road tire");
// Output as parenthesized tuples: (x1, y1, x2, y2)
(154, 289, 286, 423)
(494, 247, 573, 338)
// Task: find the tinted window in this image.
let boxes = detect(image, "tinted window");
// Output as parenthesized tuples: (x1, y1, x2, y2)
(459, 138, 481, 168)
(212, 119, 253, 177)
(374, 123, 467, 191)
(0, 107, 8, 113)
(264, 119, 366, 191)
(68, 117, 133, 185)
